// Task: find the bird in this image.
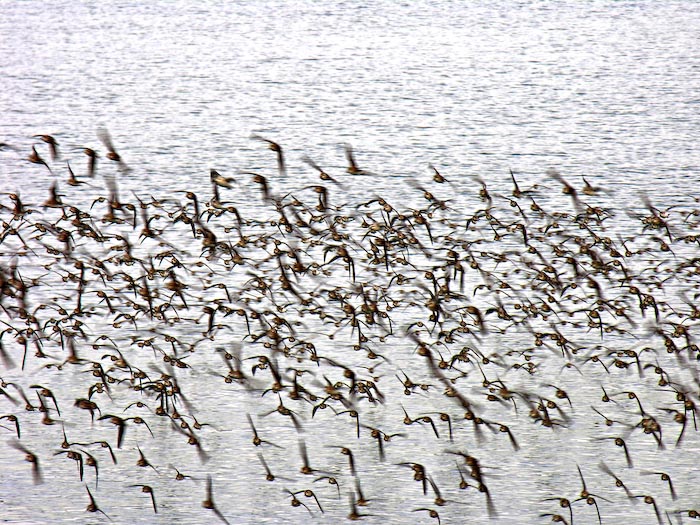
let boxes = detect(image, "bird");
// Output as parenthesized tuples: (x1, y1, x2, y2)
(246, 413, 282, 448)
(302, 155, 344, 185)
(2, 132, 700, 525)
(251, 134, 286, 177)
(28, 145, 52, 173)
(85, 485, 111, 519)
(66, 162, 87, 186)
(10, 440, 43, 484)
(210, 169, 236, 189)
(344, 144, 364, 174)
(83, 148, 98, 177)
(42, 181, 63, 208)
(98, 414, 128, 448)
(429, 164, 448, 184)
(131, 484, 157, 513)
(0, 414, 21, 438)
(293, 489, 324, 513)
(202, 475, 230, 524)
(97, 128, 129, 171)
(34, 135, 60, 161)
(413, 508, 441, 525)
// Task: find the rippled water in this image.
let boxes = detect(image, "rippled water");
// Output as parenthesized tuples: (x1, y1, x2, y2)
(1, 1, 700, 524)
(2, 1, 700, 199)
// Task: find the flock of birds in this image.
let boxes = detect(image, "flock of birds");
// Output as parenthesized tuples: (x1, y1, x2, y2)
(1, 131, 700, 524)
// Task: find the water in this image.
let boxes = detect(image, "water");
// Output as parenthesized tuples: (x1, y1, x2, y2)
(1, 1, 700, 524)
(2, 1, 700, 198)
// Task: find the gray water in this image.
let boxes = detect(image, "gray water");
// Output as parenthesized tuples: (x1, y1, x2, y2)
(1, 1, 700, 524)
(2, 1, 699, 199)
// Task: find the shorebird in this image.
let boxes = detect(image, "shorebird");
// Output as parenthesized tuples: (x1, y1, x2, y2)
(34, 135, 59, 161)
